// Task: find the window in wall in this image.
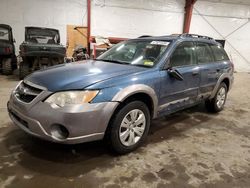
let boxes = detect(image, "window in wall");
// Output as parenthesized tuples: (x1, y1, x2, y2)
(170, 42, 196, 67)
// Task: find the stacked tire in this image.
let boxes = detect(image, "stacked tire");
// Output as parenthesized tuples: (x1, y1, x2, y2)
(1, 58, 12, 75)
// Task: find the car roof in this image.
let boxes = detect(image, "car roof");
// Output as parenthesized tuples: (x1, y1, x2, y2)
(0, 24, 12, 30)
(25, 26, 59, 32)
(133, 34, 220, 46)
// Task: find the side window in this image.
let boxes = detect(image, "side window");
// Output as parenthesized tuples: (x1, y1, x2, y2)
(170, 42, 196, 67)
(196, 42, 214, 64)
(210, 44, 229, 61)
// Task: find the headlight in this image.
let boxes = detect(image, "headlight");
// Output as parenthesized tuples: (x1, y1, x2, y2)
(45, 90, 99, 107)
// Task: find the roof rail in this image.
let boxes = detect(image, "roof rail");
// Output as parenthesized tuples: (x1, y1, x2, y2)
(171, 33, 214, 41)
(182, 33, 214, 40)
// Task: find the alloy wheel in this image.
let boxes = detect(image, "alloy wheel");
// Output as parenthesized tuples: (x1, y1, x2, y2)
(119, 109, 146, 146)
(216, 87, 226, 109)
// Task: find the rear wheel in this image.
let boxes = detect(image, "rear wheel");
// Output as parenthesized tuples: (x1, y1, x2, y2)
(2, 58, 13, 75)
(19, 61, 30, 80)
(205, 82, 228, 113)
(107, 101, 150, 154)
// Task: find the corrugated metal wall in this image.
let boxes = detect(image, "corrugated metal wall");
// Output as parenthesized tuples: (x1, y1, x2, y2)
(191, 0, 250, 72)
(0, 0, 87, 49)
(91, 0, 185, 37)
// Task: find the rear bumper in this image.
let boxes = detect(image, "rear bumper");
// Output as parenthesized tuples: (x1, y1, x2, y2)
(21, 51, 65, 57)
(7, 92, 118, 144)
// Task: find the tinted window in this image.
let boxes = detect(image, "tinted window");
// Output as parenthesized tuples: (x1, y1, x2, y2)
(196, 42, 214, 64)
(170, 42, 196, 67)
(210, 44, 229, 61)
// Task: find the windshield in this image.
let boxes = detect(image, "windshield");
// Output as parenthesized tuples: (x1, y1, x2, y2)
(26, 28, 60, 44)
(97, 40, 171, 67)
(0, 27, 9, 41)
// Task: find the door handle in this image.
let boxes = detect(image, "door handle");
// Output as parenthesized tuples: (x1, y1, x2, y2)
(192, 71, 199, 76)
(216, 69, 220, 72)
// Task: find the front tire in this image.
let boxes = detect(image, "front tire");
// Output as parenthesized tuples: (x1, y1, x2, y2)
(107, 101, 151, 154)
(2, 58, 13, 75)
(205, 82, 228, 113)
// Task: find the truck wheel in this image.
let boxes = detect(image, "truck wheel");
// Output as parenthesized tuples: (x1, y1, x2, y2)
(2, 58, 13, 75)
(205, 82, 228, 113)
(107, 101, 150, 154)
(19, 62, 30, 80)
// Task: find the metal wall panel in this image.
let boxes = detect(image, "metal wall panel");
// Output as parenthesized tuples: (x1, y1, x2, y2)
(0, 0, 87, 50)
(91, 0, 185, 38)
(191, 1, 250, 72)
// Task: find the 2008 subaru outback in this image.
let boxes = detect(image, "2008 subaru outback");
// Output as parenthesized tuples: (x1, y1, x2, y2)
(8, 34, 234, 154)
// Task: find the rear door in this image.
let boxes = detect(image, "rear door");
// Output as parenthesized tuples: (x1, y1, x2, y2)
(195, 42, 221, 98)
(159, 41, 200, 114)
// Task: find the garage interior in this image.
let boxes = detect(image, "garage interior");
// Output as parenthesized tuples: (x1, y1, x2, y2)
(1, 0, 250, 187)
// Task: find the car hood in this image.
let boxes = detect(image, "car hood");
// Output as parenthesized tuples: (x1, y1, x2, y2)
(25, 60, 147, 92)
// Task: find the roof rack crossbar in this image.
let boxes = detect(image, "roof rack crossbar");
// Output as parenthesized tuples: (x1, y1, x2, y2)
(184, 33, 214, 40)
(171, 33, 214, 41)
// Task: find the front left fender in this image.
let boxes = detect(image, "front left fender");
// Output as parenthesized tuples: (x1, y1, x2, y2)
(112, 84, 159, 118)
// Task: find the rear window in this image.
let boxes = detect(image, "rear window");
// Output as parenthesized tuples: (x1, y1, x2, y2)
(210, 44, 229, 61)
(0, 27, 9, 41)
(26, 28, 60, 44)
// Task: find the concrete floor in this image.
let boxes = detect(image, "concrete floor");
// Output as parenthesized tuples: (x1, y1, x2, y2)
(0, 73, 250, 188)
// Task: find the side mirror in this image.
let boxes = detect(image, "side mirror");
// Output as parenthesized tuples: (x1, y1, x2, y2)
(167, 68, 184, 81)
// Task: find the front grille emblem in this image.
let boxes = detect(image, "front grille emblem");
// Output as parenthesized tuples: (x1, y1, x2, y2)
(17, 84, 28, 95)
(19, 87, 28, 95)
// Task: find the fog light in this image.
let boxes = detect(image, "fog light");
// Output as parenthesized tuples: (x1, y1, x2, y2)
(50, 124, 69, 140)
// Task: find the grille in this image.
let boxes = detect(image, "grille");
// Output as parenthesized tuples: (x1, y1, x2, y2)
(15, 81, 43, 103)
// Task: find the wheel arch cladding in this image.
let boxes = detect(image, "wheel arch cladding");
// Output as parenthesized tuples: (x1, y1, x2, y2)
(121, 93, 154, 118)
(221, 77, 230, 90)
(210, 73, 232, 99)
(112, 84, 158, 119)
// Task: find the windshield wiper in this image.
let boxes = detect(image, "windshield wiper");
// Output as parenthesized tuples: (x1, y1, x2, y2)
(95, 59, 128, 65)
(95, 59, 151, 68)
(132, 64, 151, 68)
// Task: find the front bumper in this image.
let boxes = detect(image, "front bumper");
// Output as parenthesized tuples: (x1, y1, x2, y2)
(7, 89, 118, 144)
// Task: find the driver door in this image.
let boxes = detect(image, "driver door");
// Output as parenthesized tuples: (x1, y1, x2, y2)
(158, 41, 200, 115)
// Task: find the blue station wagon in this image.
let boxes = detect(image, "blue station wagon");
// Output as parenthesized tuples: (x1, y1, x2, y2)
(7, 34, 234, 154)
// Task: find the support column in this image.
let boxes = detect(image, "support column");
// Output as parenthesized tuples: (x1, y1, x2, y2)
(183, 0, 197, 33)
(87, 0, 91, 55)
